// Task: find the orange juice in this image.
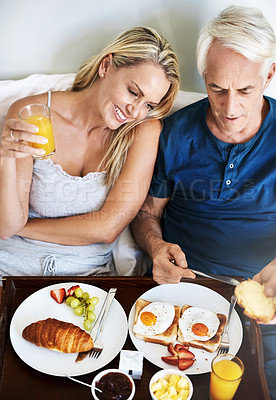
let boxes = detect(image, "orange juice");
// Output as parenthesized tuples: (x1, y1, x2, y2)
(19, 103, 55, 159)
(209, 359, 243, 400)
(25, 114, 55, 158)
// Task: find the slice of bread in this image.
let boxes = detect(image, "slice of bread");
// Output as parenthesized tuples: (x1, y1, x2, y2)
(177, 305, 227, 353)
(235, 279, 276, 323)
(133, 299, 180, 346)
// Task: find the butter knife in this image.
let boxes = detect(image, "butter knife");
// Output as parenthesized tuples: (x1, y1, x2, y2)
(181, 269, 241, 286)
(75, 288, 117, 362)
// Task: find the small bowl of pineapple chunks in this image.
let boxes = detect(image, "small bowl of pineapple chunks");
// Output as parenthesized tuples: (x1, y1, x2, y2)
(149, 369, 193, 400)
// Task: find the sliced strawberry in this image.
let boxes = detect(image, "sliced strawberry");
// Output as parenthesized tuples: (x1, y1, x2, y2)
(66, 285, 80, 297)
(178, 347, 195, 360)
(162, 343, 196, 370)
(168, 343, 178, 356)
(174, 343, 189, 352)
(50, 288, 66, 304)
(161, 355, 179, 366)
(178, 358, 195, 371)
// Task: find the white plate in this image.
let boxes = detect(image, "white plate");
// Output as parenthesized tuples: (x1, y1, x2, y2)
(10, 282, 127, 376)
(128, 282, 243, 374)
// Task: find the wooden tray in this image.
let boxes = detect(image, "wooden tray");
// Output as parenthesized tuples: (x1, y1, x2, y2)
(0, 276, 270, 399)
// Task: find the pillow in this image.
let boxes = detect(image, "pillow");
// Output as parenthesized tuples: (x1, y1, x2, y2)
(0, 73, 206, 130)
(0, 73, 76, 132)
(171, 90, 206, 114)
(0, 73, 206, 275)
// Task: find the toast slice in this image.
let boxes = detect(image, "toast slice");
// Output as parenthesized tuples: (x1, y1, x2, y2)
(235, 279, 276, 323)
(133, 299, 180, 346)
(177, 305, 227, 353)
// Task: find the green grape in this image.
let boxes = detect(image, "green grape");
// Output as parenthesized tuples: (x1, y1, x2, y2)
(86, 304, 94, 312)
(87, 311, 96, 321)
(61, 286, 98, 327)
(70, 298, 80, 309)
(83, 319, 92, 331)
(74, 305, 84, 316)
(89, 296, 99, 306)
(82, 292, 89, 301)
(65, 296, 75, 306)
(74, 287, 83, 298)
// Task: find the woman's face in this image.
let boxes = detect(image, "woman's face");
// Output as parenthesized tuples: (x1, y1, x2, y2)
(98, 60, 171, 130)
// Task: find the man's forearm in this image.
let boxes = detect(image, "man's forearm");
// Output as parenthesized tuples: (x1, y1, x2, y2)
(131, 210, 166, 259)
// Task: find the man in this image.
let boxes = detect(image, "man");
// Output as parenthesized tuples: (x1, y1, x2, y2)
(131, 6, 276, 398)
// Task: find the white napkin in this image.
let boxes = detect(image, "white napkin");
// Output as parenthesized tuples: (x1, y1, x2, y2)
(119, 350, 144, 380)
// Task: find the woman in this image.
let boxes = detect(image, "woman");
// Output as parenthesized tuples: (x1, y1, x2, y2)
(0, 27, 180, 278)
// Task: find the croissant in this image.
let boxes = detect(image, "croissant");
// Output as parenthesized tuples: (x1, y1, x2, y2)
(22, 318, 94, 353)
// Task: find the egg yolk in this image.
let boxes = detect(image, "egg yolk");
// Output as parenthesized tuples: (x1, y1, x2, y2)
(192, 322, 209, 336)
(140, 311, 157, 326)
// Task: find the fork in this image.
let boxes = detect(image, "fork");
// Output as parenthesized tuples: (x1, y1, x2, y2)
(75, 288, 116, 362)
(89, 288, 117, 359)
(217, 294, 237, 355)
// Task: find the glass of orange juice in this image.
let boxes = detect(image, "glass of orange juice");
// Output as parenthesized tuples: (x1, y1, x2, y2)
(18, 104, 55, 159)
(209, 353, 244, 400)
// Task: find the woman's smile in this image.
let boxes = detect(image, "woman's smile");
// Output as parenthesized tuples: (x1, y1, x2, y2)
(114, 105, 127, 123)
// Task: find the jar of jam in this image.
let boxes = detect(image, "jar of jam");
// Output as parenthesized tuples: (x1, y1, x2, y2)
(92, 369, 135, 400)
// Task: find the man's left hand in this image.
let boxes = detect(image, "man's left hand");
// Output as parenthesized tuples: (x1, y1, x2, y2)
(253, 258, 276, 297)
(253, 258, 276, 324)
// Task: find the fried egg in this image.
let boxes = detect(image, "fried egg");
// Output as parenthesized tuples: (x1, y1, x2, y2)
(133, 301, 175, 336)
(178, 306, 220, 342)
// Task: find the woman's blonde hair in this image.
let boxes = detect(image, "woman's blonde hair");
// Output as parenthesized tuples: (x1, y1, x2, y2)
(72, 26, 180, 187)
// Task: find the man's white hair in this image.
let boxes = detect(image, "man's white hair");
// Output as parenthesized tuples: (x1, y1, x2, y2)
(196, 6, 276, 79)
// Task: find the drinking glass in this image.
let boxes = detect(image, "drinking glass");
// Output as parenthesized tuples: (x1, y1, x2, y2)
(18, 103, 55, 159)
(209, 353, 244, 400)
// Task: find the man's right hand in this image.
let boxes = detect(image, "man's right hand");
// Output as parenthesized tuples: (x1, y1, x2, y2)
(131, 195, 196, 284)
(152, 242, 195, 284)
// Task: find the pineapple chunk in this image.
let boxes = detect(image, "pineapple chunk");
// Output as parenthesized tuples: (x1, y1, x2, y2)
(172, 396, 182, 400)
(155, 388, 166, 397)
(155, 390, 166, 399)
(160, 393, 173, 400)
(167, 386, 178, 397)
(151, 381, 163, 392)
(159, 378, 169, 389)
(179, 389, 190, 400)
(169, 374, 180, 386)
(177, 377, 189, 390)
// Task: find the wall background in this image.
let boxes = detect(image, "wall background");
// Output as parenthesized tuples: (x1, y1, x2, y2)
(1, 0, 275, 97)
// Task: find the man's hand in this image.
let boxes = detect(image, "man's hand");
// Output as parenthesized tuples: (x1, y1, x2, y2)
(152, 242, 195, 284)
(253, 258, 276, 324)
(253, 258, 276, 297)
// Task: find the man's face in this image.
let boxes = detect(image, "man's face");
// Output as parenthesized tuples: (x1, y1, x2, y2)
(204, 41, 274, 142)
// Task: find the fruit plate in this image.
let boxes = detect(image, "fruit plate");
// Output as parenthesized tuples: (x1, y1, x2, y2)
(128, 282, 243, 374)
(10, 282, 128, 376)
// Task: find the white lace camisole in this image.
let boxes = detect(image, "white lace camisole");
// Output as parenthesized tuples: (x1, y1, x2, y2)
(0, 91, 117, 280)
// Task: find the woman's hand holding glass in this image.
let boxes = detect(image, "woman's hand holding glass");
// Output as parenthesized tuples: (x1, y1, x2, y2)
(0, 117, 48, 158)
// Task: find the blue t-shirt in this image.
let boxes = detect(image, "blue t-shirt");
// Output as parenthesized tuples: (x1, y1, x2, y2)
(150, 97, 276, 279)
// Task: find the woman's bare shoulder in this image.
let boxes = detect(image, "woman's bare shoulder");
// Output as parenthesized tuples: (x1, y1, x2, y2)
(126, 119, 162, 162)
(135, 119, 162, 141)
(10, 91, 69, 111)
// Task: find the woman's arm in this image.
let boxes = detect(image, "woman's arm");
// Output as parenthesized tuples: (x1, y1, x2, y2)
(0, 156, 32, 239)
(19, 119, 162, 245)
(0, 97, 45, 239)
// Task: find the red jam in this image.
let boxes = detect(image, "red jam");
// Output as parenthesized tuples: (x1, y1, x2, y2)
(95, 372, 132, 400)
